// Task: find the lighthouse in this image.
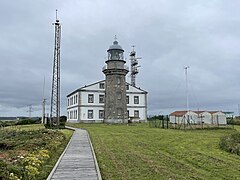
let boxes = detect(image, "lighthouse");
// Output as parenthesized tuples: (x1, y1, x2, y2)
(102, 38, 129, 123)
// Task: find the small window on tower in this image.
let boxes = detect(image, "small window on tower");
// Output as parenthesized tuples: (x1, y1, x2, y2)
(117, 93, 122, 100)
(117, 108, 122, 116)
(126, 84, 129, 90)
(117, 77, 121, 85)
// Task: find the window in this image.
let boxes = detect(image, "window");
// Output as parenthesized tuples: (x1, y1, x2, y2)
(126, 96, 129, 104)
(88, 94, 94, 103)
(74, 110, 77, 119)
(126, 84, 129, 90)
(99, 110, 104, 119)
(99, 95, 104, 103)
(68, 99, 70, 106)
(88, 110, 93, 119)
(117, 93, 122, 100)
(127, 110, 129, 118)
(134, 96, 139, 104)
(117, 108, 122, 116)
(75, 95, 78, 104)
(134, 110, 139, 118)
(99, 83, 105, 89)
(117, 77, 121, 85)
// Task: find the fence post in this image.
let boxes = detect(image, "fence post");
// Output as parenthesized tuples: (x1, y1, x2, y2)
(166, 115, 169, 129)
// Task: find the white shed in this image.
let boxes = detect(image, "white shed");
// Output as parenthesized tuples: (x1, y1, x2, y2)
(210, 111, 226, 125)
(198, 111, 212, 124)
(169, 111, 198, 124)
(169, 110, 227, 125)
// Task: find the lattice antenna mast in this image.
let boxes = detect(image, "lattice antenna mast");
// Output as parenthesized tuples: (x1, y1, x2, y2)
(130, 45, 141, 87)
(50, 10, 61, 128)
(42, 76, 46, 124)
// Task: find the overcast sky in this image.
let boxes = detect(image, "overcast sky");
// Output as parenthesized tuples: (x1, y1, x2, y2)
(1, 0, 240, 117)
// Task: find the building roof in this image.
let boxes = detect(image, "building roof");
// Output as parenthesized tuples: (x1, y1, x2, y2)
(170, 110, 224, 116)
(107, 40, 124, 52)
(169, 111, 188, 116)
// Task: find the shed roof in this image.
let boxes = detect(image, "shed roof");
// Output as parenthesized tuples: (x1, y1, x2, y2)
(170, 110, 224, 116)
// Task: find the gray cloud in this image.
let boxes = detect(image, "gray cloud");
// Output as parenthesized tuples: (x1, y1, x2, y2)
(1, 0, 240, 116)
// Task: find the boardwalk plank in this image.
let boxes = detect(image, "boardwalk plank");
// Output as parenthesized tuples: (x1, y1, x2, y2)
(48, 128, 101, 180)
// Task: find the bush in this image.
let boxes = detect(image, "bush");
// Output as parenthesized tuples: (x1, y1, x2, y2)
(220, 132, 240, 155)
(15, 119, 38, 125)
(227, 118, 240, 125)
(44, 116, 66, 129)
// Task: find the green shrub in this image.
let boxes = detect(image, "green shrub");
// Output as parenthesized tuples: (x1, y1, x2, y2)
(16, 119, 38, 125)
(220, 132, 240, 155)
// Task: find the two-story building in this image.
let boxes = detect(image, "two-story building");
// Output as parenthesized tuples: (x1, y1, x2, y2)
(67, 80, 147, 123)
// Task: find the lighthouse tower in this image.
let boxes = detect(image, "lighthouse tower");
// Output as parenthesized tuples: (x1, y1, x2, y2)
(102, 38, 129, 123)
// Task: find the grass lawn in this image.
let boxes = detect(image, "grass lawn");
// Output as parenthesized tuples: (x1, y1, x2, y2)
(67, 123, 240, 180)
(0, 124, 73, 179)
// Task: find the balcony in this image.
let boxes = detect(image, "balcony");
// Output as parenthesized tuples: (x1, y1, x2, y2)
(102, 65, 129, 71)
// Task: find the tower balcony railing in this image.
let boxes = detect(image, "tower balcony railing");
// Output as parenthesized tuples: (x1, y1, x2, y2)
(102, 65, 129, 71)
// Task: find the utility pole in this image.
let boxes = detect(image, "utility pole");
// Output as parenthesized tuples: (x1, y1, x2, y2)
(27, 105, 33, 119)
(184, 66, 190, 125)
(50, 10, 61, 128)
(184, 66, 190, 113)
(238, 104, 240, 117)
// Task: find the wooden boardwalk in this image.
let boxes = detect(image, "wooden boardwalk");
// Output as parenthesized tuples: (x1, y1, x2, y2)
(47, 128, 101, 180)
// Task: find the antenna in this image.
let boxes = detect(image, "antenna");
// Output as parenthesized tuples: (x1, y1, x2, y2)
(130, 45, 142, 87)
(184, 66, 190, 126)
(42, 76, 46, 124)
(184, 66, 190, 113)
(50, 10, 61, 128)
(27, 105, 33, 119)
(56, 9, 58, 20)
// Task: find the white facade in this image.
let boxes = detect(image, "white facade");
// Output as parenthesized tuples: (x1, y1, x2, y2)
(211, 111, 227, 125)
(67, 80, 147, 123)
(169, 111, 198, 124)
(198, 111, 212, 124)
(169, 110, 227, 125)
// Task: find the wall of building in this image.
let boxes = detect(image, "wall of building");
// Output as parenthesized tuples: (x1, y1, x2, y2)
(199, 112, 212, 124)
(67, 81, 148, 123)
(169, 111, 227, 125)
(212, 112, 226, 125)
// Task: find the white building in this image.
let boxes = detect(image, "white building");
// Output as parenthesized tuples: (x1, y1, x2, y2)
(169, 110, 227, 125)
(67, 80, 147, 123)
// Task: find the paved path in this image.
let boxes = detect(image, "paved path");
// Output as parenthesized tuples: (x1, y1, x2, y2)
(47, 128, 101, 180)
